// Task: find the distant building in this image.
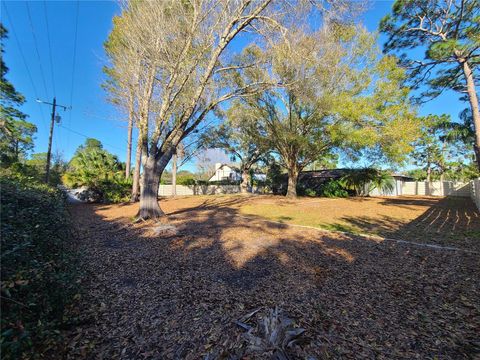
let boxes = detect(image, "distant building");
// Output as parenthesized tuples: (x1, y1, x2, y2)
(208, 163, 266, 182)
(209, 163, 242, 182)
(300, 169, 414, 196)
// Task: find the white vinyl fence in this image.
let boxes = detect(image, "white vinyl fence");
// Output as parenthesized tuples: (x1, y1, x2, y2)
(158, 184, 241, 197)
(157, 179, 480, 211)
(401, 181, 470, 197)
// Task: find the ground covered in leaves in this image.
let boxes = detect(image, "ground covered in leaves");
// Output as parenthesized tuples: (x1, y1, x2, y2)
(65, 195, 479, 359)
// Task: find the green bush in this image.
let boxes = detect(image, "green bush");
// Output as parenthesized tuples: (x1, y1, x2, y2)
(62, 140, 131, 203)
(0, 176, 81, 359)
(0, 160, 64, 187)
(177, 177, 196, 186)
(97, 178, 132, 203)
(320, 179, 349, 198)
(304, 188, 317, 197)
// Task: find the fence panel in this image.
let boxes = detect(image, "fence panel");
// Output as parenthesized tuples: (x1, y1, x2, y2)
(158, 184, 240, 197)
(401, 181, 469, 197)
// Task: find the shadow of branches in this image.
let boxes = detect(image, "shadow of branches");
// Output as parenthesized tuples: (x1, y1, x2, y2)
(326, 196, 480, 251)
(64, 196, 480, 360)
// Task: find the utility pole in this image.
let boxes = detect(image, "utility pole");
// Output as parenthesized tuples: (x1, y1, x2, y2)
(37, 98, 69, 183)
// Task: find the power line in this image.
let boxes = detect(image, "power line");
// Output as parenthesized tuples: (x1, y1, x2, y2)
(42, 1, 56, 96)
(25, 2, 49, 100)
(69, 1, 80, 109)
(58, 124, 125, 152)
(67, 0, 80, 147)
(2, 2, 47, 132)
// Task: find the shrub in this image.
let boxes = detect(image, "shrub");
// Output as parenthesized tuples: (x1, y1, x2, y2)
(304, 188, 317, 197)
(320, 179, 349, 198)
(96, 178, 132, 203)
(62, 142, 131, 203)
(177, 177, 196, 186)
(0, 176, 81, 359)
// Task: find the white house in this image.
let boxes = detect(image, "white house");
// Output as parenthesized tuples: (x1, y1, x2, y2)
(209, 163, 242, 182)
(208, 163, 266, 182)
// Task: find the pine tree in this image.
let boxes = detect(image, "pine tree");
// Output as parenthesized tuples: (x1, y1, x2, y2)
(0, 23, 36, 166)
(380, 0, 480, 169)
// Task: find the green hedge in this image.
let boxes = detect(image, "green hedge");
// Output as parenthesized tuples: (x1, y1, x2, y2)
(0, 176, 81, 359)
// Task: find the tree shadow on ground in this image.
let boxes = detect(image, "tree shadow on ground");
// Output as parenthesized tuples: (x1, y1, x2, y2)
(65, 197, 480, 360)
(326, 196, 480, 251)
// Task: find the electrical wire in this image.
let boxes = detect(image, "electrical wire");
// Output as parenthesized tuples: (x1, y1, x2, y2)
(25, 2, 49, 100)
(2, 3, 47, 132)
(42, 1, 56, 96)
(67, 0, 80, 148)
(58, 124, 125, 152)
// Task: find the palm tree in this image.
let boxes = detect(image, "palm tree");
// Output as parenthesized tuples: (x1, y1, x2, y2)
(340, 168, 394, 196)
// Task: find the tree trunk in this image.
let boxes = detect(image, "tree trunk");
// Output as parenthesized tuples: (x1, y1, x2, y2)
(136, 148, 174, 220)
(461, 59, 480, 171)
(426, 165, 431, 196)
(286, 167, 298, 198)
(474, 145, 480, 171)
(130, 140, 142, 202)
(136, 155, 165, 219)
(240, 168, 250, 193)
(172, 152, 177, 197)
(125, 117, 133, 179)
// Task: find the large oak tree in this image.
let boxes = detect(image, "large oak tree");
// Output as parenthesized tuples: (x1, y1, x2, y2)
(228, 24, 418, 197)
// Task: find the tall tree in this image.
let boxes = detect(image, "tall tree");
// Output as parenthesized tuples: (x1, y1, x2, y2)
(0, 23, 36, 166)
(130, 139, 142, 202)
(229, 24, 418, 197)
(106, 0, 357, 219)
(380, 0, 480, 169)
(103, 15, 140, 180)
(410, 114, 450, 182)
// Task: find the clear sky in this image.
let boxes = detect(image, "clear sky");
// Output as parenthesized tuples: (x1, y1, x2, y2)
(1, 1, 464, 172)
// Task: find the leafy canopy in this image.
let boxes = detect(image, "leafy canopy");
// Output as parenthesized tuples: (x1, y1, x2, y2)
(229, 23, 418, 175)
(63, 138, 124, 188)
(380, 0, 480, 100)
(0, 23, 37, 166)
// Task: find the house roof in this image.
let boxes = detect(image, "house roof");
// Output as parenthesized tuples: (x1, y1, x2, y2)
(300, 169, 350, 179)
(216, 163, 240, 172)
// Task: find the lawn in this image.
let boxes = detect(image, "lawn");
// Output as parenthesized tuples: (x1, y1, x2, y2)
(64, 195, 480, 359)
(237, 195, 480, 250)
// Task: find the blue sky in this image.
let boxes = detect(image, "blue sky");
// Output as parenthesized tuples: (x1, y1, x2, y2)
(1, 1, 464, 172)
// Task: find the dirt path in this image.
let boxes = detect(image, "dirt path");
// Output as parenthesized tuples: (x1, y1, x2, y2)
(64, 199, 480, 359)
